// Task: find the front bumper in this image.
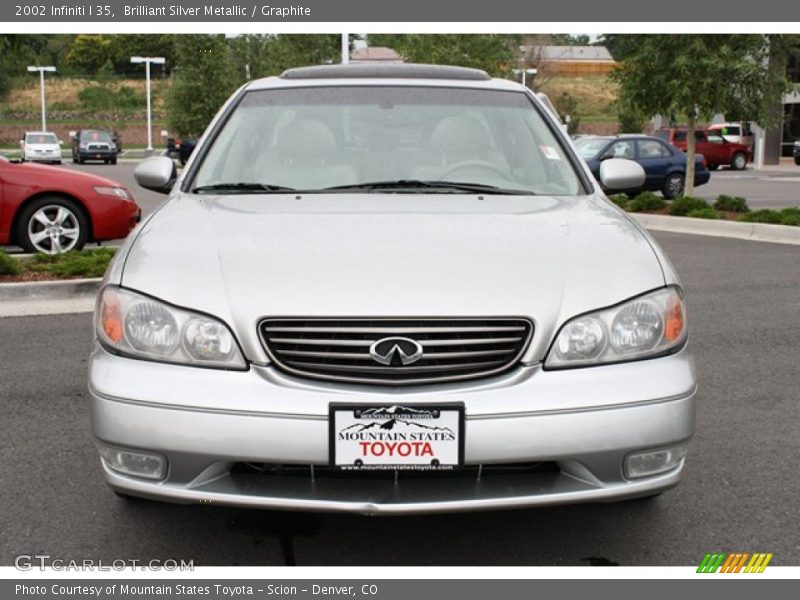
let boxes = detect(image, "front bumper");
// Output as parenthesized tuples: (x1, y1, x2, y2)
(89, 345, 697, 514)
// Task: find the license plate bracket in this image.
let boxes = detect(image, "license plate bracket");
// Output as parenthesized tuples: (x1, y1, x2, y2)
(329, 403, 465, 471)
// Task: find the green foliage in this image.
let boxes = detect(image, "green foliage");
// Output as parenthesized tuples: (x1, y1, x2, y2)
(611, 35, 792, 196)
(166, 34, 238, 137)
(553, 92, 581, 135)
(78, 84, 145, 113)
(367, 34, 519, 77)
(687, 207, 720, 219)
(608, 194, 630, 209)
(0, 250, 21, 276)
(230, 34, 341, 81)
(738, 209, 782, 224)
(738, 207, 800, 226)
(713, 195, 750, 213)
(627, 192, 667, 212)
(668, 196, 710, 216)
(616, 103, 648, 133)
(26, 248, 116, 278)
(65, 34, 113, 72)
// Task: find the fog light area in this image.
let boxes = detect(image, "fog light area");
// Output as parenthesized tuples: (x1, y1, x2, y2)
(625, 444, 687, 479)
(98, 445, 167, 480)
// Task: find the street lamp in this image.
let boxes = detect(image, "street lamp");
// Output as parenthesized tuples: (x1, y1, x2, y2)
(130, 56, 166, 152)
(341, 33, 349, 64)
(512, 68, 538, 89)
(27, 66, 56, 131)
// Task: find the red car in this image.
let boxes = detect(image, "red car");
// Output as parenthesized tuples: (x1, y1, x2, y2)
(655, 127, 752, 171)
(0, 156, 140, 254)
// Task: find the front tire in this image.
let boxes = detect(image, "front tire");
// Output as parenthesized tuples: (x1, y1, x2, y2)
(731, 152, 747, 171)
(15, 196, 88, 254)
(794, 156, 800, 166)
(663, 173, 685, 199)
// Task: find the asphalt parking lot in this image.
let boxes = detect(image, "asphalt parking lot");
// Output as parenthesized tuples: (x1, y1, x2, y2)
(1, 232, 798, 567)
(697, 167, 800, 209)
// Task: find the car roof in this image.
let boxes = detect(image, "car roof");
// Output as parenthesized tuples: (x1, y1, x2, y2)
(280, 63, 491, 81)
(25, 131, 55, 136)
(247, 63, 523, 93)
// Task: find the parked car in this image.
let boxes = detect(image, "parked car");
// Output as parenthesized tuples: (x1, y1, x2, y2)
(655, 127, 751, 171)
(707, 121, 754, 152)
(794, 140, 800, 165)
(20, 131, 62, 164)
(72, 129, 119, 164)
(165, 137, 197, 166)
(0, 159, 140, 254)
(91, 64, 695, 514)
(575, 135, 710, 199)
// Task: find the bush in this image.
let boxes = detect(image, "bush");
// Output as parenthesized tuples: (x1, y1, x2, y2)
(668, 196, 710, 216)
(27, 248, 116, 278)
(778, 207, 800, 226)
(0, 250, 21, 276)
(713, 195, 749, 213)
(627, 192, 667, 212)
(780, 214, 800, 226)
(738, 209, 782, 224)
(79, 84, 144, 112)
(608, 194, 630, 209)
(687, 208, 720, 220)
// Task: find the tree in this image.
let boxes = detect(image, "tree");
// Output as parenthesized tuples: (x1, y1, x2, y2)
(611, 35, 791, 196)
(367, 34, 519, 77)
(166, 35, 237, 137)
(229, 34, 340, 83)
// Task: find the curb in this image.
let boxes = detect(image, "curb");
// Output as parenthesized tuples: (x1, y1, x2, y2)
(0, 278, 101, 301)
(632, 214, 800, 246)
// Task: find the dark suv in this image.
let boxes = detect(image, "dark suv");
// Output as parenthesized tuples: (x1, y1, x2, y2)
(72, 129, 119, 164)
(794, 140, 800, 165)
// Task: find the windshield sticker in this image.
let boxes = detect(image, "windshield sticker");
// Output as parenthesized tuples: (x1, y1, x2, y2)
(540, 145, 561, 160)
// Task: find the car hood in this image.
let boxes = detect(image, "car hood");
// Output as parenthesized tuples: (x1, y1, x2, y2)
(25, 143, 60, 151)
(121, 193, 666, 363)
(13, 161, 120, 186)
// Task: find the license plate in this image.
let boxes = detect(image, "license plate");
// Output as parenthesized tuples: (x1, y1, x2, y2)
(330, 403, 464, 471)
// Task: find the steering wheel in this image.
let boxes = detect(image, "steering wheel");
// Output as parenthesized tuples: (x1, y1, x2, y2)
(438, 160, 511, 182)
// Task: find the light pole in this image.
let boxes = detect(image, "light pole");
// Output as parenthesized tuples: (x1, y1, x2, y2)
(341, 33, 349, 64)
(130, 56, 165, 152)
(27, 66, 56, 131)
(512, 68, 538, 89)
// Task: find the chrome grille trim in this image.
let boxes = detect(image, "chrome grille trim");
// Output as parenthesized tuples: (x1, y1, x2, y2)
(259, 318, 533, 386)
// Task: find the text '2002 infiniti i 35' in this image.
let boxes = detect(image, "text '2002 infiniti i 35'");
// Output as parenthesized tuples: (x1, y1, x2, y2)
(90, 64, 696, 514)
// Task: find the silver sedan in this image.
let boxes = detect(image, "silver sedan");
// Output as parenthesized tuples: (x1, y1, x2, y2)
(89, 64, 696, 514)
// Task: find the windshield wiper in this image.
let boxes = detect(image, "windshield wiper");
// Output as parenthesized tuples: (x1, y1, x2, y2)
(321, 180, 533, 195)
(192, 182, 296, 194)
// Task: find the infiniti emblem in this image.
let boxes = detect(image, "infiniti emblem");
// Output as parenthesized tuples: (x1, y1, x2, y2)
(369, 337, 424, 366)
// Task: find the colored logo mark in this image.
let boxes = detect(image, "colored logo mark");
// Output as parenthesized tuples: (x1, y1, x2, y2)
(697, 552, 773, 573)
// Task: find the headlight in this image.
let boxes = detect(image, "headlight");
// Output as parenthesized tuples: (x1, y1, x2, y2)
(93, 186, 131, 200)
(96, 286, 246, 369)
(545, 286, 687, 369)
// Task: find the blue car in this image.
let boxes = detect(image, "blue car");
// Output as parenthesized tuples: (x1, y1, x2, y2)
(574, 135, 711, 199)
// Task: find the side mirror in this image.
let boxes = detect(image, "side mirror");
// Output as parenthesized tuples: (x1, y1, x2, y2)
(134, 156, 177, 194)
(599, 158, 646, 191)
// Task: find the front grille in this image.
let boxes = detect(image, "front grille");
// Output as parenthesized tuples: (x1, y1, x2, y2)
(87, 143, 109, 151)
(259, 318, 533, 385)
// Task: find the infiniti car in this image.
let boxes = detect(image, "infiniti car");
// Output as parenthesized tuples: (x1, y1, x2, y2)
(90, 64, 696, 514)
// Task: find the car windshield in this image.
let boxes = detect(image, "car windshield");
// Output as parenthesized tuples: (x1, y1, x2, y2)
(26, 133, 57, 144)
(84, 130, 112, 142)
(192, 86, 583, 195)
(574, 138, 610, 160)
